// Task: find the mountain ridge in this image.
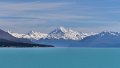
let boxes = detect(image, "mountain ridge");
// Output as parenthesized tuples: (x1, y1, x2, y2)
(9, 26, 96, 41)
(7, 27, 120, 47)
(0, 29, 54, 47)
(71, 31, 120, 47)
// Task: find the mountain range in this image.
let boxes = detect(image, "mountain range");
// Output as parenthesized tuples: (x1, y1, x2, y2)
(73, 31, 120, 47)
(8, 27, 120, 47)
(0, 29, 53, 47)
(9, 27, 96, 40)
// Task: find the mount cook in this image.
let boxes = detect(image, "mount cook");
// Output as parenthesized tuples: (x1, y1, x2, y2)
(9, 27, 96, 41)
(8, 27, 120, 47)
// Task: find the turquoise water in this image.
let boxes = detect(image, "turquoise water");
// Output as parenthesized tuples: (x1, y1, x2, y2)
(0, 48, 120, 68)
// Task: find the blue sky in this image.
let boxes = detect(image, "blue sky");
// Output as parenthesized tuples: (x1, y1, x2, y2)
(0, 0, 120, 33)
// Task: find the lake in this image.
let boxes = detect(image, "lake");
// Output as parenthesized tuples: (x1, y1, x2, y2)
(0, 48, 119, 68)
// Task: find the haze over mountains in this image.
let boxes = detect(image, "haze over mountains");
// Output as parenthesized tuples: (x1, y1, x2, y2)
(8, 27, 120, 47)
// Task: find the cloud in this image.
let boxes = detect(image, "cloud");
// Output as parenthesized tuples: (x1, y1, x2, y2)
(0, 14, 94, 21)
(0, 1, 107, 21)
(0, 2, 69, 11)
(0, 0, 120, 33)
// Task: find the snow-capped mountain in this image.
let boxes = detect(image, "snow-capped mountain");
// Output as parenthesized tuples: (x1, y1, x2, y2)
(71, 31, 120, 47)
(81, 31, 120, 42)
(8, 26, 99, 47)
(0, 29, 53, 47)
(36, 31, 120, 47)
(27, 31, 48, 40)
(47, 27, 91, 40)
(0, 29, 31, 43)
(8, 31, 48, 40)
(9, 27, 96, 41)
(7, 27, 120, 47)
(32, 27, 97, 47)
(6, 27, 120, 47)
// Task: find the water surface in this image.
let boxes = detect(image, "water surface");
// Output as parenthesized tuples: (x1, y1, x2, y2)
(0, 48, 119, 68)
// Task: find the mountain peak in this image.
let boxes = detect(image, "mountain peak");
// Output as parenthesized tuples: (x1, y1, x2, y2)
(47, 27, 89, 40)
(9, 30, 48, 40)
(56, 26, 67, 33)
(28, 30, 35, 35)
(8, 27, 96, 40)
(101, 30, 114, 33)
(99, 31, 120, 37)
(59, 26, 65, 30)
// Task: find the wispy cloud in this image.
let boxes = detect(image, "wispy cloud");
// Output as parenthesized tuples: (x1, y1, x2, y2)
(0, 2, 95, 21)
(0, 2, 69, 11)
(0, 15, 94, 21)
(0, 0, 120, 33)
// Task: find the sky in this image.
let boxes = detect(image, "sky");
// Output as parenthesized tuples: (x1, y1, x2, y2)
(0, 0, 120, 33)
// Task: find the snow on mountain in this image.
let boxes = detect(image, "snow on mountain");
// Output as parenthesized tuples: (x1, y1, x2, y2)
(7, 29, 120, 47)
(47, 26, 91, 40)
(8, 27, 96, 41)
(81, 31, 120, 41)
(71, 31, 120, 47)
(8, 31, 48, 40)
(0, 29, 31, 43)
(98, 31, 120, 37)
(8, 31, 27, 38)
(27, 31, 48, 40)
(0, 29, 19, 41)
(8, 27, 97, 41)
